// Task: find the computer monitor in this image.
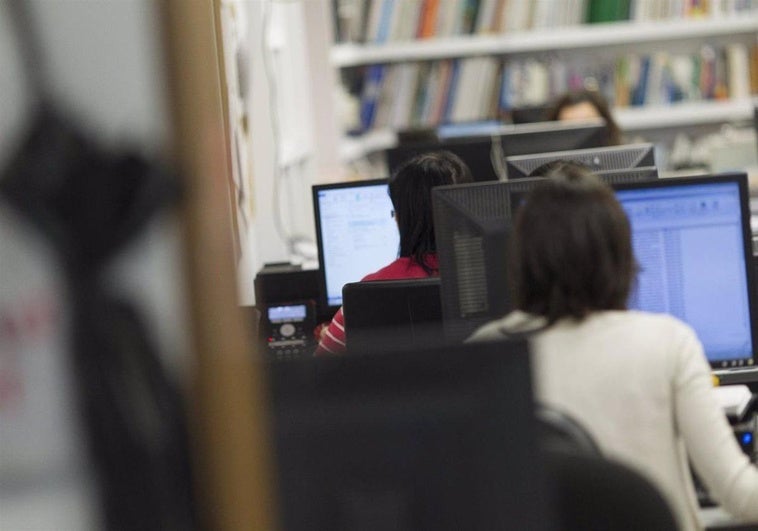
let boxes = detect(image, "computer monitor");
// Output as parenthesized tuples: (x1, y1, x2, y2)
(505, 143, 656, 180)
(312, 179, 398, 311)
(431, 169, 658, 342)
(267, 339, 553, 531)
(594, 166, 659, 185)
(342, 277, 443, 354)
(432, 181, 514, 342)
(613, 173, 758, 370)
(387, 120, 609, 182)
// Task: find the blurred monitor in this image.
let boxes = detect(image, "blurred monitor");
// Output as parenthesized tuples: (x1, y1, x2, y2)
(613, 173, 758, 372)
(509, 105, 552, 124)
(342, 277, 443, 354)
(268, 339, 553, 531)
(312, 179, 398, 311)
(506, 143, 655, 180)
(387, 120, 609, 183)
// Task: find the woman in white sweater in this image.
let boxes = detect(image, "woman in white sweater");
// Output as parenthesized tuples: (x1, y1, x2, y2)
(468, 165, 758, 530)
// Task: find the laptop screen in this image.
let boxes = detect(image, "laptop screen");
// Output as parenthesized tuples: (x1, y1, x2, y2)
(312, 180, 399, 309)
(615, 175, 757, 369)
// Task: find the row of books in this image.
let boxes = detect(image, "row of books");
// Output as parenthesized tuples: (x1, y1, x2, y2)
(333, 0, 758, 43)
(355, 42, 758, 131)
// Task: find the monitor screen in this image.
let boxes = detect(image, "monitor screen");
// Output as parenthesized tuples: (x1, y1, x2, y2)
(312, 180, 398, 309)
(614, 174, 757, 369)
(268, 339, 553, 531)
(506, 143, 655, 180)
(387, 120, 609, 183)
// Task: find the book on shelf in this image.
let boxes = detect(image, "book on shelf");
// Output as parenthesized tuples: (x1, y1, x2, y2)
(333, 0, 757, 43)
(353, 42, 757, 132)
(587, 0, 630, 23)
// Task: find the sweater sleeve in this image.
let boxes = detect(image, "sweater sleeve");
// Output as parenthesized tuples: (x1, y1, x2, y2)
(673, 326, 758, 522)
(314, 307, 347, 356)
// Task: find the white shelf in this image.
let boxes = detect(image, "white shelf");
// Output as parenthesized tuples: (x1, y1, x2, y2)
(339, 129, 397, 161)
(339, 98, 758, 161)
(614, 98, 758, 131)
(331, 16, 758, 67)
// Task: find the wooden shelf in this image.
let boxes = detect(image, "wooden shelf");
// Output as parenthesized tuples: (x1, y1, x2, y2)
(331, 16, 758, 67)
(339, 98, 758, 161)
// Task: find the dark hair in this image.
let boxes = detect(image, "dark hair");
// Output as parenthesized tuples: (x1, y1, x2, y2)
(510, 163, 636, 323)
(389, 150, 473, 273)
(546, 89, 622, 146)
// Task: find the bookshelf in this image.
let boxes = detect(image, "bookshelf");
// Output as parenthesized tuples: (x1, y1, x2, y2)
(328, 5, 758, 163)
(332, 17, 758, 68)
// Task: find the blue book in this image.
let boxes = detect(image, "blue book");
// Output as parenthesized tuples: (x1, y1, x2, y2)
(631, 55, 650, 107)
(376, 0, 395, 43)
(441, 60, 460, 123)
(499, 64, 512, 111)
(360, 64, 386, 131)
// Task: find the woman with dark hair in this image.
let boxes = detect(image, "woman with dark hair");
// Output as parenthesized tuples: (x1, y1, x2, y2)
(469, 164, 758, 530)
(546, 89, 623, 146)
(315, 151, 473, 355)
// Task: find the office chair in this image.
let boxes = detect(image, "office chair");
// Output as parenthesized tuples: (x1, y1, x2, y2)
(544, 451, 678, 531)
(536, 405, 601, 456)
(342, 278, 444, 355)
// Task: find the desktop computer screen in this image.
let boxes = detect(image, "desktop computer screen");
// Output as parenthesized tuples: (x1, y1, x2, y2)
(387, 120, 609, 182)
(268, 339, 553, 531)
(312, 179, 399, 310)
(614, 174, 758, 369)
(432, 169, 660, 342)
(506, 143, 655, 180)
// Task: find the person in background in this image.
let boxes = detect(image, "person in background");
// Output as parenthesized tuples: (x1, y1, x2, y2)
(468, 164, 758, 531)
(315, 151, 473, 356)
(546, 89, 622, 146)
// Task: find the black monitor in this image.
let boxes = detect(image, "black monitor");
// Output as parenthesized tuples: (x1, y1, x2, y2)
(431, 168, 659, 342)
(387, 120, 609, 182)
(267, 339, 553, 531)
(613, 173, 758, 371)
(312, 179, 398, 311)
(505, 143, 656, 180)
(342, 277, 443, 354)
(431, 181, 514, 342)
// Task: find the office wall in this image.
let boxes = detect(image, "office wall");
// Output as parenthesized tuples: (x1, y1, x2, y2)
(232, 0, 343, 303)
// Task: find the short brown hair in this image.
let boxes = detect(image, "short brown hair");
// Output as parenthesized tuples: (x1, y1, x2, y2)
(510, 163, 636, 323)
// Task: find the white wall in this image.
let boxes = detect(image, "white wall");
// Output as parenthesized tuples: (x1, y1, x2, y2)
(234, 0, 343, 304)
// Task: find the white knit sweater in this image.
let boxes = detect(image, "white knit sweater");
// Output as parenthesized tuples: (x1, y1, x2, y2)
(469, 310, 758, 531)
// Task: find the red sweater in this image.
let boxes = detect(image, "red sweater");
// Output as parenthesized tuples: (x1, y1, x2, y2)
(314, 255, 438, 356)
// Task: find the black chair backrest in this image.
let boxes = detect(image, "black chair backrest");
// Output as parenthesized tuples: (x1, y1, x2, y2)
(536, 405, 601, 456)
(342, 278, 444, 354)
(544, 451, 679, 531)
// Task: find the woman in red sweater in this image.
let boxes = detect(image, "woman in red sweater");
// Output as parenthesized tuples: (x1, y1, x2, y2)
(315, 150, 473, 355)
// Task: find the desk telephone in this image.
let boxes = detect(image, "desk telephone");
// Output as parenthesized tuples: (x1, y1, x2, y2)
(259, 300, 316, 360)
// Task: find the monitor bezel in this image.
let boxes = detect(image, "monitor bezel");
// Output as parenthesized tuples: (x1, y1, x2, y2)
(612, 172, 758, 370)
(312, 178, 394, 314)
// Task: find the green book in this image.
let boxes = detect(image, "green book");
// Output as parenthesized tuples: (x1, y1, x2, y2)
(587, 0, 630, 23)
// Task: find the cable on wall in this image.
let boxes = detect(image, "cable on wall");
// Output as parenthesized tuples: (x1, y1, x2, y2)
(260, 0, 315, 263)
